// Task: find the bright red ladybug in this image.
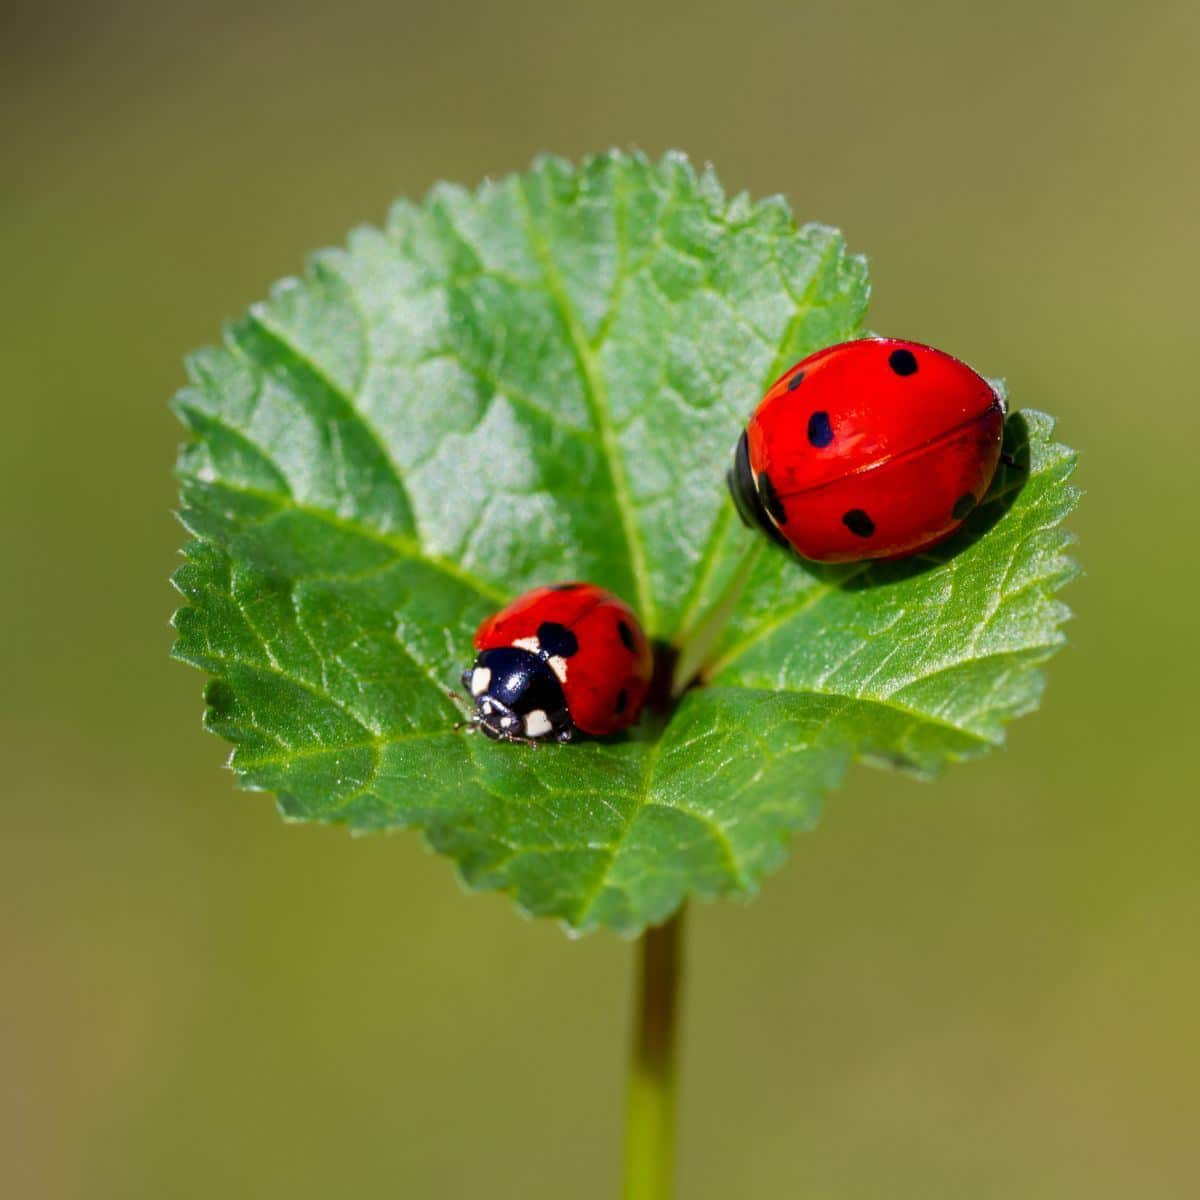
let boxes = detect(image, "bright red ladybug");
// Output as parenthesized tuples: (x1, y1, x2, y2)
(461, 583, 653, 743)
(728, 337, 1005, 563)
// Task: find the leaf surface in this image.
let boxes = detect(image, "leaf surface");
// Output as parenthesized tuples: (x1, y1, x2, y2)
(173, 151, 1078, 935)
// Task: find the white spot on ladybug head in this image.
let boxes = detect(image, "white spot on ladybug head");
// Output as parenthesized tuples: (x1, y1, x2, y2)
(547, 655, 568, 684)
(470, 667, 492, 696)
(523, 709, 552, 738)
(512, 635, 540, 654)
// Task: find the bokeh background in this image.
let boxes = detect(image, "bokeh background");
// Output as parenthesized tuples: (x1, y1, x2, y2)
(4, 1, 1197, 1196)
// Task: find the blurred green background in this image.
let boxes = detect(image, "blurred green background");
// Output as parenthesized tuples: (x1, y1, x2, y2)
(3, 1, 1197, 1196)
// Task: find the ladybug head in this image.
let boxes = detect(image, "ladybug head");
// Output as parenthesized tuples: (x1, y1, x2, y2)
(461, 646, 573, 742)
(727, 431, 789, 547)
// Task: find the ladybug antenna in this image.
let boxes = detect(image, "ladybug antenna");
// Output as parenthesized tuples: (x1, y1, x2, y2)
(448, 688, 478, 733)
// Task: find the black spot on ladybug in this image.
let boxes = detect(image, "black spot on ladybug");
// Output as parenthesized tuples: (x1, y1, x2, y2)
(551, 582, 581, 591)
(615, 688, 628, 714)
(888, 348, 918, 376)
(807, 410, 834, 448)
(617, 620, 637, 653)
(536, 621, 579, 658)
(787, 370, 805, 391)
(842, 509, 875, 538)
(952, 492, 977, 521)
(757, 472, 787, 526)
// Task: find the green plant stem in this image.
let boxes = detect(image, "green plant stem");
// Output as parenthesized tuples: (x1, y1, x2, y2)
(623, 906, 686, 1200)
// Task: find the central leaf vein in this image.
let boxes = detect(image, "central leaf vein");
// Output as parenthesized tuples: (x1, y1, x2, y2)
(515, 176, 655, 631)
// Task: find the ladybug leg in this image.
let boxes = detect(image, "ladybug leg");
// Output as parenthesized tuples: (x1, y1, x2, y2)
(481, 722, 539, 748)
(519, 726, 541, 749)
(501, 730, 540, 749)
(999, 452, 1026, 472)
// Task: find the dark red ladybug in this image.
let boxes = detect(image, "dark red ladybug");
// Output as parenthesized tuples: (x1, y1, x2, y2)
(461, 583, 653, 743)
(728, 337, 1005, 563)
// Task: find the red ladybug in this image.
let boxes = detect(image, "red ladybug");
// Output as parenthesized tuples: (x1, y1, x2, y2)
(461, 583, 653, 743)
(728, 337, 1005, 563)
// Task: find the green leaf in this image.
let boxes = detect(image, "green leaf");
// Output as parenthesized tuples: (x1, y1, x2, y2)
(172, 151, 1078, 936)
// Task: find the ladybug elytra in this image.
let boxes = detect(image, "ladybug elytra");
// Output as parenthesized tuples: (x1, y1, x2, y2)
(728, 337, 1005, 563)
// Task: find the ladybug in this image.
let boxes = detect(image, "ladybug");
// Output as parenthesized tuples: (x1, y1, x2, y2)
(461, 583, 653, 743)
(728, 337, 1005, 563)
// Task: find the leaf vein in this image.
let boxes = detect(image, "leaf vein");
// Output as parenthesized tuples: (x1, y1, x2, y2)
(515, 175, 654, 629)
